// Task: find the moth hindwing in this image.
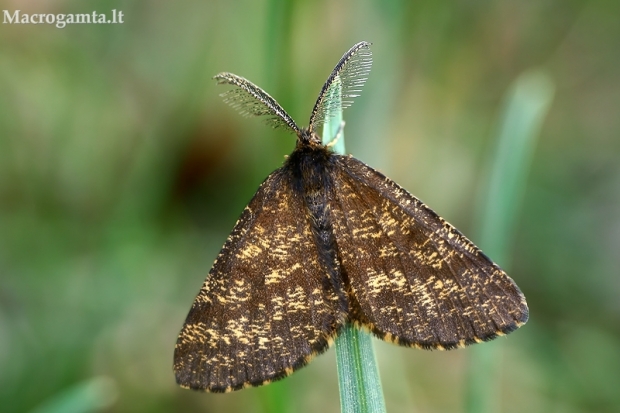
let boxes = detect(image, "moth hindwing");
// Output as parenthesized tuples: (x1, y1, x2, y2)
(174, 41, 528, 392)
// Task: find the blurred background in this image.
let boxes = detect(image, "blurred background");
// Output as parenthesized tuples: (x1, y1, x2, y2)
(1, 0, 619, 412)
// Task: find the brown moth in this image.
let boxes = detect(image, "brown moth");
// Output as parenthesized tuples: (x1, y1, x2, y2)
(173, 41, 528, 393)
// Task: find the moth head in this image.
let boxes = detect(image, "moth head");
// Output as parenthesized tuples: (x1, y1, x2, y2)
(298, 128, 323, 147)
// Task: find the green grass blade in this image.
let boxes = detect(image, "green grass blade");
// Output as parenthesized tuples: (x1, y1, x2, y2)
(334, 326, 387, 413)
(322, 77, 347, 155)
(28, 377, 117, 413)
(322, 80, 387, 413)
(476, 69, 555, 264)
(466, 69, 554, 413)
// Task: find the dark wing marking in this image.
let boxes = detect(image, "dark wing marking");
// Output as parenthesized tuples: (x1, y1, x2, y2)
(214, 73, 300, 134)
(308, 42, 372, 133)
(330, 155, 528, 350)
(174, 168, 347, 392)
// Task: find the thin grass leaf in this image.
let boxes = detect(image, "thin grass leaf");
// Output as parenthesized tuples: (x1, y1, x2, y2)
(323, 81, 387, 413)
(466, 69, 554, 413)
(28, 377, 117, 413)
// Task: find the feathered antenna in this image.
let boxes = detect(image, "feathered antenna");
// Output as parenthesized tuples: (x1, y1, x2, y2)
(308, 42, 372, 133)
(214, 73, 301, 135)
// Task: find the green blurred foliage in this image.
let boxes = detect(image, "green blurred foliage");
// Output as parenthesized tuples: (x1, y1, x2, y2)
(1, 0, 619, 412)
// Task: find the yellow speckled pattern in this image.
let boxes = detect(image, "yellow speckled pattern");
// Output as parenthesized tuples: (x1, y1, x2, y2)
(331, 155, 528, 349)
(174, 168, 348, 393)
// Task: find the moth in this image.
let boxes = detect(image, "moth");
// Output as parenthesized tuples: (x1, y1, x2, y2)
(174, 41, 528, 393)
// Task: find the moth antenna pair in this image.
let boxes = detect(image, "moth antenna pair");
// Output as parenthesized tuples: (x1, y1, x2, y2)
(214, 41, 372, 143)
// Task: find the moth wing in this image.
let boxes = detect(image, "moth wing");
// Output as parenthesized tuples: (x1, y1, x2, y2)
(174, 168, 347, 392)
(331, 155, 528, 349)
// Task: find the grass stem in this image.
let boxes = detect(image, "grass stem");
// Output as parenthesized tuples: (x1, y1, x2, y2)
(323, 84, 387, 413)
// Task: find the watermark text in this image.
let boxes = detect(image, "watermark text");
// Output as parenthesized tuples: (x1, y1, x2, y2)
(3, 10, 124, 29)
